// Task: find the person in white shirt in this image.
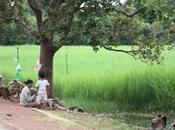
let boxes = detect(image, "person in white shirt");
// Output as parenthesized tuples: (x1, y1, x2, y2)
(36, 70, 50, 105)
(20, 80, 36, 107)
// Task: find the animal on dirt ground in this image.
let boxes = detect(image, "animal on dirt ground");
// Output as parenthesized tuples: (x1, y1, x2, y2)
(169, 123, 175, 130)
(150, 114, 167, 130)
(68, 107, 85, 113)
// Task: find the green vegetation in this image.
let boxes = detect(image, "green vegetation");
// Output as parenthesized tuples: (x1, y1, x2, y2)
(0, 45, 175, 112)
(1, 0, 175, 99)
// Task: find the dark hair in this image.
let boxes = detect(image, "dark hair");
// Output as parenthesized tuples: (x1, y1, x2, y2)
(24, 79, 33, 85)
(38, 70, 46, 79)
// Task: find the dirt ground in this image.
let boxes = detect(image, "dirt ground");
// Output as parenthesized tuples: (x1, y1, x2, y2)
(0, 99, 133, 130)
(0, 124, 8, 130)
(0, 99, 82, 130)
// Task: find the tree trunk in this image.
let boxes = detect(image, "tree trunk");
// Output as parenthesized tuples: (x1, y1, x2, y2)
(39, 38, 59, 98)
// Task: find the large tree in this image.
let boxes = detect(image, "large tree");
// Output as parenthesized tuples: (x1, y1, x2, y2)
(0, 0, 175, 97)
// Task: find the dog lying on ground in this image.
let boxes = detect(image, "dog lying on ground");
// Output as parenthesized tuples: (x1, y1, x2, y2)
(150, 114, 167, 130)
(68, 107, 85, 113)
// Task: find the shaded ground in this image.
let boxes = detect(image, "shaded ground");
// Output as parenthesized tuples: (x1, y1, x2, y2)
(0, 99, 134, 130)
(0, 99, 81, 130)
(3, 98, 174, 130)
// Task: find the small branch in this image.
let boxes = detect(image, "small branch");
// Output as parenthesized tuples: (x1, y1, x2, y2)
(117, 7, 145, 18)
(64, 14, 74, 36)
(101, 45, 150, 63)
(101, 45, 140, 54)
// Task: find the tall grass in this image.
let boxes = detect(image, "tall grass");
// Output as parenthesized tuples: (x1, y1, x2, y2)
(0, 45, 175, 112)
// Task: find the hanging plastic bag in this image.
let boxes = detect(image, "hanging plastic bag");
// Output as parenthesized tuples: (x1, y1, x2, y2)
(16, 63, 22, 81)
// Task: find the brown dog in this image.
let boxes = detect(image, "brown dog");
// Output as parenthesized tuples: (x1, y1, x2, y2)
(0, 75, 11, 99)
(0, 86, 11, 99)
(151, 114, 167, 130)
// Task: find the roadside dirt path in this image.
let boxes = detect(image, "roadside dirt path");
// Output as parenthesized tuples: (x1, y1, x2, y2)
(0, 99, 133, 130)
(0, 99, 82, 130)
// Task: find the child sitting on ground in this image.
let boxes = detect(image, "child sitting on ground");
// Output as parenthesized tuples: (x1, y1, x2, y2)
(36, 70, 50, 106)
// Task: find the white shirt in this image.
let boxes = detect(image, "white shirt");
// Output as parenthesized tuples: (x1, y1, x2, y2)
(20, 86, 35, 105)
(36, 79, 49, 94)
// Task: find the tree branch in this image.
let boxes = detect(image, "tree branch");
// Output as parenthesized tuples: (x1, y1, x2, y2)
(101, 44, 162, 63)
(117, 7, 145, 18)
(101, 45, 140, 54)
(0, 5, 39, 40)
(101, 45, 149, 61)
(27, 0, 42, 29)
(0, 5, 19, 21)
(64, 1, 83, 36)
(15, 19, 40, 39)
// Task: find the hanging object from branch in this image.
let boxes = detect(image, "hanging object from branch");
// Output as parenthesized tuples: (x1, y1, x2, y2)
(34, 59, 42, 72)
(16, 63, 22, 81)
(15, 46, 22, 81)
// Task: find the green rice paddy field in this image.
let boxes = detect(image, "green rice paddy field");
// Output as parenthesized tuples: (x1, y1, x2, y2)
(0, 45, 175, 113)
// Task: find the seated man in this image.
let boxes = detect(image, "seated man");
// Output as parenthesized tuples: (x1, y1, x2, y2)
(20, 79, 36, 107)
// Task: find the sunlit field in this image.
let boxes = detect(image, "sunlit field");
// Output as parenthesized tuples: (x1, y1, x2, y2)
(0, 45, 175, 112)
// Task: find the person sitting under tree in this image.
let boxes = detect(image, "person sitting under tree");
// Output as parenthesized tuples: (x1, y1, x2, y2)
(20, 80, 36, 107)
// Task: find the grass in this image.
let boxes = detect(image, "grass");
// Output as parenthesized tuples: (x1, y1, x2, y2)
(0, 45, 175, 112)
